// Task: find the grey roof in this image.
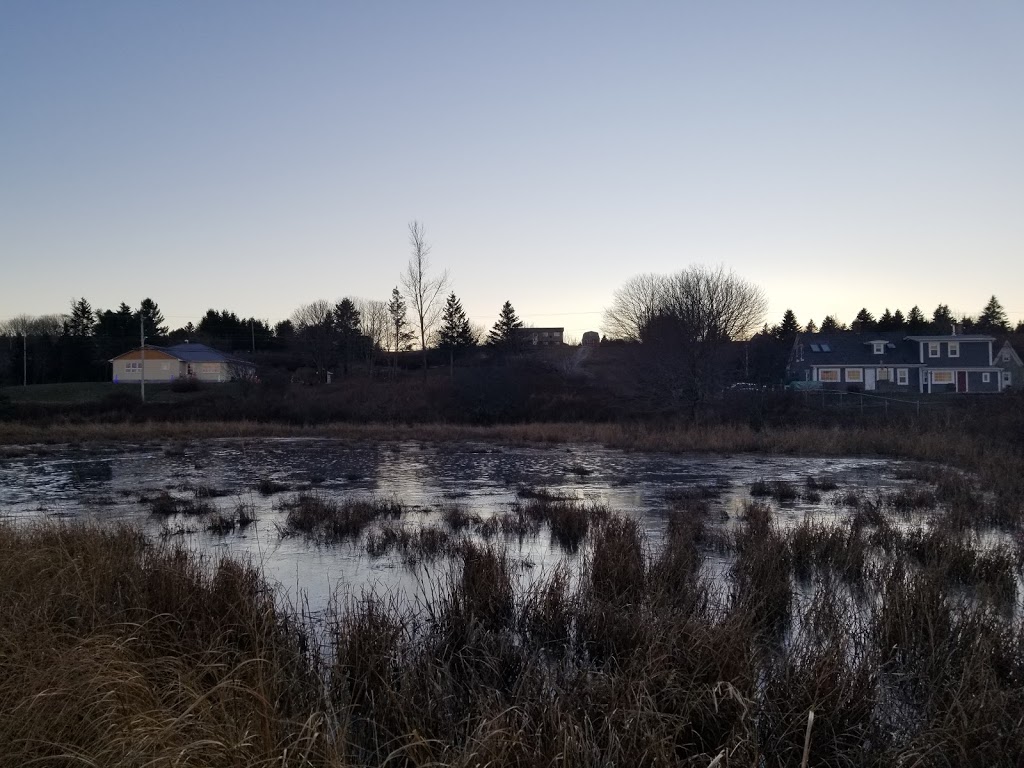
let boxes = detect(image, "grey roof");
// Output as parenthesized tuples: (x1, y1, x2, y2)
(796, 332, 922, 367)
(161, 343, 232, 363)
(904, 335, 995, 342)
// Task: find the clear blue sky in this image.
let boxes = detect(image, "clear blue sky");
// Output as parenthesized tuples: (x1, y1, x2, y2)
(3, 1, 1022, 339)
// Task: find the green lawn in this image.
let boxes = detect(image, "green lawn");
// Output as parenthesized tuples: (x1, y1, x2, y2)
(1, 382, 187, 404)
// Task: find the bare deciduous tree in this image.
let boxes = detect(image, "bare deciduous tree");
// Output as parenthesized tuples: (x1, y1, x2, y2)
(290, 299, 336, 382)
(602, 273, 667, 342)
(1, 314, 66, 337)
(606, 266, 766, 410)
(354, 298, 390, 377)
(401, 221, 450, 377)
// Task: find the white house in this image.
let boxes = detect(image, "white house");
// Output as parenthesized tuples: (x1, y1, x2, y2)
(110, 343, 255, 384)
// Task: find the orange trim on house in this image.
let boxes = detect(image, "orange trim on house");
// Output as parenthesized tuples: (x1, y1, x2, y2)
(111, 349, 179, 362)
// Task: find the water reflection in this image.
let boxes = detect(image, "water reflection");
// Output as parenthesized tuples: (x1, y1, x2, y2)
(0, 438, 914, 610)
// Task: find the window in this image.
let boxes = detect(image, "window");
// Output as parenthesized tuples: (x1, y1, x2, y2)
(201, 364, 218, 373)
(897, 368, 909, 386)
(820, 343, 831, 352)
(161, 362, 170, 371)
(982, 373, 990, 383)
(948, 342, 959, 358)
(818, 368, 840, 382)
(809, 344, 821, 352)
(845, 368, 863, 382)
(928, 342, 940, 358)
(126, 361, 141, 372)
(876, 367, 890, 381)
(1002, 352, 1010, 362)
(1004, 372, 1012, 385)
(931, 371, 954, 385)
(872, 342, 885, 355)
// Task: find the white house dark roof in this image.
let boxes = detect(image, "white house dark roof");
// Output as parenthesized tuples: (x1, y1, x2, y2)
(163, 343, 233, 363)
(111, 342, 253, 367)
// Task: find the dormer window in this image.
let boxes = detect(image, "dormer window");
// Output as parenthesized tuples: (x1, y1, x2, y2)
(948, 342, 959, 358)
(872, 342, 885, 355)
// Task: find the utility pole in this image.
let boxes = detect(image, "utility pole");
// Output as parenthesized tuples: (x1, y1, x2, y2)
(22, 332, 27, 387)
(140, 311, 146, 403)
(251, 320, 255, 353)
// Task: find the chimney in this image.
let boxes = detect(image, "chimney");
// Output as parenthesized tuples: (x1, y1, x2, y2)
(951, 323, 962, 336)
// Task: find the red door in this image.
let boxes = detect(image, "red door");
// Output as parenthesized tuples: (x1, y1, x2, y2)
(956, 371, 967, 392)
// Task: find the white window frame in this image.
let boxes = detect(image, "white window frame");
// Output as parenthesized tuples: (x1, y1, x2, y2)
(872, 342, 885, 355)
(1003, 371, 1012, 386)
(928, 342, 940, 357)
(817, 368, 840, 382)
(982, 372, 990, 384)
(931, 370, 954, 385)
(897, 368, 908, 386)
(845, 368, 863, 383)
(948, 341, 959, 358)
(876, 367, 890, 381)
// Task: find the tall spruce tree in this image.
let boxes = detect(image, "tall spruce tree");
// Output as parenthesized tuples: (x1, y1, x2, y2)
(777, 309, 800, 339)
(137, 298, 167, 342)
(906, 306, 927, 332)
(853, 308, 876, 331)
(334, 298, 362, 375)
(486, 301, 523, 351)
(977, 295, 1010, 333)
(437, 292, 475, 375)
(931, 304, 954, 332)
(387, 287, 412, 376)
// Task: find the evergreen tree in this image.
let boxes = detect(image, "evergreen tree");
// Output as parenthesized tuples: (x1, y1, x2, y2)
(334, 298, 362, 375)
(931, 304, 954, 332)
(804, 319, 818, 334)
(136, 298, 167, 342)
(777, 309, 800, 339)
(1016, 320, 1024, 334)
(486, 301, 523, 350)
(94, 303, 137, 359)
(877, 308, 895, 331)
(437, 293, 475, 351)
(66, 298, 95, 337)
(387, 287, 413, 375)
(820, 315, 844, 332)
(906, 306, 927, 332)
(891, 309, 906, 329)
(60, 298, 97, 381)
(976, 295, 1010, 333)
(436, 292, 475, 376)
(853, 308, 876, 331)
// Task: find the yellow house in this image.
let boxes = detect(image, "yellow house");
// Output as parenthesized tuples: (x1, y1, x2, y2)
(110, 343, 255, 383)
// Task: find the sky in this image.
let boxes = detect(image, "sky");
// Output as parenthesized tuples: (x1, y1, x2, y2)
(2, 1, 1023, 340)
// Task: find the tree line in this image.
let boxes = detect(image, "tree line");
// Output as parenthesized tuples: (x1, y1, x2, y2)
(0, 222, 538, 386)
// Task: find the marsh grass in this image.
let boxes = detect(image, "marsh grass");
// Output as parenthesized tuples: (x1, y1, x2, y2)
(147, 491, 216, 517)
(5, 501, 1024, 766)
(365, 522, 453, 563)
(257, 477, 291, 495)
(279, 492, 404, 543)
(750, 479, 799, 503)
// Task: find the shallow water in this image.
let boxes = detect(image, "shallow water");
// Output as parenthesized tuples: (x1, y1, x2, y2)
(0, 437, 929, 610)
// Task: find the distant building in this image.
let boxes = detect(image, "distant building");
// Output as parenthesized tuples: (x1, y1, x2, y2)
(514, 327, 564, 347)
(788, 331, 1003, 394)
(993, 339, 1023, 391)
(110, 342, 255, 384)
(582, 331, 600, 347)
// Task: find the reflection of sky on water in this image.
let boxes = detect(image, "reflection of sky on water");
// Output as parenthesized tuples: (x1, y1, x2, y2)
(0, 438, 918, 611)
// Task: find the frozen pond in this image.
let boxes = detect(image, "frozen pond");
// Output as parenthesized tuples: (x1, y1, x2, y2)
(0, 438, 924, 609)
